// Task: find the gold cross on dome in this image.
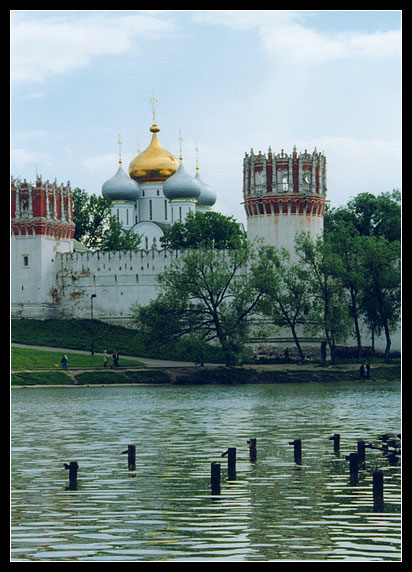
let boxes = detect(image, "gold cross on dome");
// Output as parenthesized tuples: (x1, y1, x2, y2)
(150, 88, 158, 123)
(178, 130, 183, 161)
(117, 134, 122, 165)
(195, 141, 199, 171)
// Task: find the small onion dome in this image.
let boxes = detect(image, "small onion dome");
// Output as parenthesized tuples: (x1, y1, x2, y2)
(195, 171, 216, 207)
(129, 124, 180, 184)
(163, 163, 201, 201)
(102, 165, 140, 202)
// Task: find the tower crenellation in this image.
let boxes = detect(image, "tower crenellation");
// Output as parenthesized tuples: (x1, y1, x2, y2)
(243, 146, 327, 255)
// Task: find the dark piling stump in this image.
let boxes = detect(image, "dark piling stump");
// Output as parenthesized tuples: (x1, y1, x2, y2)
(357, 440, 366, 465)
(211, 462, 221, 495)
(64, 461, 78, 490)
(288, 439, 302, 465)
(373, 470, 384, 512)
(121, 445, 136, 471)
(248, 438, 257, 463)
(329, 434, 340, 454)
(222, 447, 236, 481)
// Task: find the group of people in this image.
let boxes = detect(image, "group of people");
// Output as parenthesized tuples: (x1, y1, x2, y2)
(60, 350, 120, 369)
(103, 350, 119, 368)
(359, 362, 371, 380)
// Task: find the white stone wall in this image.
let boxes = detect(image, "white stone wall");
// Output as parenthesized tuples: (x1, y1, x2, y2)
(55, 248, 182, 323)
(11, 233, 73, 318)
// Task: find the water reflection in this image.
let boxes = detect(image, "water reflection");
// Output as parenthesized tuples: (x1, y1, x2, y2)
(11, 381, 401, 561)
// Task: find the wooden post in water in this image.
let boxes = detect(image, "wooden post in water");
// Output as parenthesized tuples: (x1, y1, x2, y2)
(121, 445, 136, 471)
(222, 447, 236, 480)
(288, 439, 302, 465)
(211, 462, 221, 495)
(64, 461, 78, 490)
(373, 470, 384, 512)
(347, 452, 359, 484)
(329, 434, 340, 454)
(248, 438, 257, 462)
(357, 440, 366, 465)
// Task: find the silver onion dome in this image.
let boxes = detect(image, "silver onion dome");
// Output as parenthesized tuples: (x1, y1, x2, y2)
(163, 163, 201, 201)
(102, 165, 141, 202)
(195, 171, 216, 206)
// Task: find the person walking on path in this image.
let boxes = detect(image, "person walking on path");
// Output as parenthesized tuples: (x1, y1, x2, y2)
(365, 362, 371, 380)
(61, 354, 68, 370)
(103, 350, 108, 368)
(112, 350, 119, 368)
(359, 363, 365, 379)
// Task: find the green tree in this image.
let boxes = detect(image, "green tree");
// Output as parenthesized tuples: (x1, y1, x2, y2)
(72, 188, 141, 251)
(359, 235, 401, 362)
(131, 242, 273, 366)
(325, 190, 401, 242)
(325, 215, 366, 361)
(295, 232, 352, 363)
(100, 217, 142, 251)
(159, 210, 247, 250)
(260, 248, 311, 363)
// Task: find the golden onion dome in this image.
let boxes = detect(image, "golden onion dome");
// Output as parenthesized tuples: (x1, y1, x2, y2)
(129, 124, 180, 184)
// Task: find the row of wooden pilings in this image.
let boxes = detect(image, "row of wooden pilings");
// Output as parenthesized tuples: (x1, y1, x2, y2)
(209, 435, 399, 512)
(63, 435, 399, 512)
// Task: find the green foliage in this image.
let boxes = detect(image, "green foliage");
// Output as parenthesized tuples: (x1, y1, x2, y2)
(325, 190, 401, 242)
(72, 188, 141, 251)
(160, 210, 247, 250)
(132, 241, 274, 366)
(295, 232, 353, 363)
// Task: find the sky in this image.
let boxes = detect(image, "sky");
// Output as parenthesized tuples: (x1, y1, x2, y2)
(11, 10, 402, 225)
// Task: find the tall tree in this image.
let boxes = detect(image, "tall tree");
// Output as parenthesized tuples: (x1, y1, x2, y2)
(325, 215, 366, 361)
(72, 188, 141, 251)
(359, 235, 401, 362)
(131, 242, 273, 366)
(260, 247, 311, 363)
(295, 232, 352, 363)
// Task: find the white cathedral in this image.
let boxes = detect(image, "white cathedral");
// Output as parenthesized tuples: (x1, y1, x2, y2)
(11, 111, 398, 353)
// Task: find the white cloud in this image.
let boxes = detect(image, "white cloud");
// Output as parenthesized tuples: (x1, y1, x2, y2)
(11, 12, 175, 83)
(193, 10, 401, 65)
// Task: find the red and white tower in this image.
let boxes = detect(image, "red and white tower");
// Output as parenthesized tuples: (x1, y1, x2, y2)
(242, 146, 327, 256)
(11, 177, 75, 318)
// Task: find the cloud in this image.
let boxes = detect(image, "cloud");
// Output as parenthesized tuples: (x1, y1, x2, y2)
(11, 11, 175, 83)
(193, 10, 401, 65)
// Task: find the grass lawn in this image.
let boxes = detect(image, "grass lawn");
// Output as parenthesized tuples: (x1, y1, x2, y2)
(11, 347, 145, 369)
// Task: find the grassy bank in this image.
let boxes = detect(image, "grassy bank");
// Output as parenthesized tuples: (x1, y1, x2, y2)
(11, 363, 401, 386)
(11, 318, 226, 364)
(11, 347, 144, 370)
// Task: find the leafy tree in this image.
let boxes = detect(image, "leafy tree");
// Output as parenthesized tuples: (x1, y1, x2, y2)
(325, 190, 401, 242)
(159, 210, 247, 250)
(131, 241, 273, 366)
(295, 232, 352, 363)
(100, 217, 142, 251)
(359, 235, 401, 362)
(72, 188, 141, 251)
(325, 215, 366, 361)
(260, 247, 311, 363)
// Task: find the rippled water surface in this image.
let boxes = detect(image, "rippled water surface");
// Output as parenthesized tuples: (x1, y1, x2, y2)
(11, 380, 401, 561)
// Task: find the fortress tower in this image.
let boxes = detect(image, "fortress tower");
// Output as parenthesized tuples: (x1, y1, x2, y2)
(242, 146, 327, 256)
(11, 177, 75, 318)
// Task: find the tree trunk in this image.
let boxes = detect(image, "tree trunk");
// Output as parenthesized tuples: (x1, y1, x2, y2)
(383, 322, 391, 363)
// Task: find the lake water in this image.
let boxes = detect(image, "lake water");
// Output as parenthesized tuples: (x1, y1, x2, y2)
(11, 380, 401, 562)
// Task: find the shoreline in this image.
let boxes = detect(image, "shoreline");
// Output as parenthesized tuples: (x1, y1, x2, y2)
(11, 363, 401, 387)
